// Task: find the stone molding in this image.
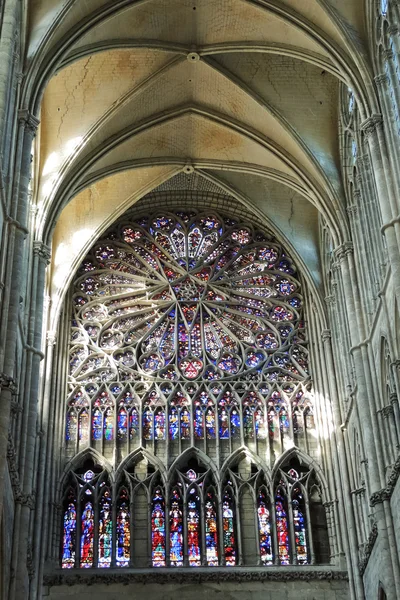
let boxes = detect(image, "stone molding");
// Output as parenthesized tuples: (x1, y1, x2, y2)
(0, 373, 18, 394)
(43, 569, 349, 587)
(370, 453, 400, 506)
(7, 435, 36, 508)
(334, 242, 354, 262)
(33, 241, 52, 264)
(360, 114, 384, 139)
(17, 109, 40, 134)
(359, 523, 378, 575)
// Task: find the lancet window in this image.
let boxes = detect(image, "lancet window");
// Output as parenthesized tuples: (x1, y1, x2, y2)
(61, 457, 328, 568)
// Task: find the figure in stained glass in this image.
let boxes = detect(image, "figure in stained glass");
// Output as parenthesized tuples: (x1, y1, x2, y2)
(80, 501, 94, 568)
(187, 489, 201, 566)
(292, 487, 308, 565)
(116, 490, 130, 567)
(152, 489, 166, 567)
(275, 488, 290, 565)
(205, 494, 218, 566)
(170, 490, 183, 566)
(62, 491, 77, 568)
(98, 490, 112, 567)
(223, 490, 236, 566)
(258, 491, 273, 565)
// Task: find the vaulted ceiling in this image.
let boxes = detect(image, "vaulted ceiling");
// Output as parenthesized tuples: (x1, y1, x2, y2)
(24, 0, 376, 323)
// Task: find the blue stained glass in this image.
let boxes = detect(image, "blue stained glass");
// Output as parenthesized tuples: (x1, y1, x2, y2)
(170, 490, 183, 566)
(62, 493, 77, 568)
(194, 405, 204, 439)
(243, 406, 253, 438)
(230, 407, 240, 437)
(181, 407, 190, 439)
(116, 490, 130, 567)
(104, 407, 114, 441)
(206, 407, 216, 439)
(154, 408, 166, 440)
(152, 489, 166, 567)
(92, 408, 102, 440)
(219, 408, 229, 439)
(142, 406, 153, 440)
(258, 491, 273, 565)
(117, 408, 128, 440)
(66, 410, 78, 442)
(129, 408, 139, 439)
(169, 406, 179, 440)
(293, 487, 308, 565)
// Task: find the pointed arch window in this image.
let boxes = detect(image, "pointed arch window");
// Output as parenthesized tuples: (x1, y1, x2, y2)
(257, 489, 273, 565)
(205, 490, 219, 566)
(275, 485, 290, 565)
(61, 488, 77, 568)
(169, 488, 184, 567)
(222, 488, 236, 566)
(151, 488, 166, 567)
(98, 488, 112, 567)
(116, 488, 130, 567)
(187, 487, 201, 566)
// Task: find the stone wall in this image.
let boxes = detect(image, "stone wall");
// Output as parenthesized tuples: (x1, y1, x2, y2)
(43, 576, 349, 600)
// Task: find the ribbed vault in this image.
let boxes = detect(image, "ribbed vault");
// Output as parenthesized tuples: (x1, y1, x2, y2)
(24, 0, 378, 331)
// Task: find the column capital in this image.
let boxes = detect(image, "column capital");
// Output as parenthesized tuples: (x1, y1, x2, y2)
(324, 295, 336, 306)
(346, 204, 358, 216)
(321, 329, 332, 342)
(46, 331, 57, 346)
(374, 73, 390, 87)
(17, 109, 40, 135)
(334, 241, 354, 262)
(0, 373, 18, 394)
(360, 114, 383, 138)
(33, 241, 51, 264)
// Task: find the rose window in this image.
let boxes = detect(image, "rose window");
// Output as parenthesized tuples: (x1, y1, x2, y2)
(70, 210, 308, 384)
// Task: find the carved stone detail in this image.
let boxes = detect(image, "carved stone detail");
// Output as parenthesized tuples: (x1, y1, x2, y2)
(18, 109, 40, 135)
(0, 373, 18, 394)
(359, 523, 378, 575)
(334, 242, 354, 262)
(43, 569, 349, 587)
(370, 453, 400, 506)
(33, 241, 52, 265)
(7, 435, 36, 508)
(360, 114, 384, 139)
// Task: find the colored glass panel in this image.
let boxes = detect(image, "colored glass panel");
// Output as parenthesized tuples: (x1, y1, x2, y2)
(181, 407, 191, 439)
(170, 490, 183, 566)
(169, 406, 179, 440)
(230, 407, 240, 438)
(104, 407, 114, 441)
(117, 408, 128, 440)
(223, 491, 236, 566)
(98, 490, 112, 567)
(66, 410, 77, 442)
(62, 494, 77, 568)
(79, 410, 89, 442)
(92, 408, 102, 441)
(116, 491, 130, 567)
(142, 406, 153, 440)
(152, 489, 166, 567)
(194, 404, 204, 439)
(258, 491, 273, 565)
(187, 489, 201, 566)
(154, 408, 166, 440)
(129, 408, 139, 439)
(275, 488, 290, 565)
(205, 407, 216, 439)
(80, 501, 94, 568)
(205, 496, 218, 566)
(293, 487, 308, 565)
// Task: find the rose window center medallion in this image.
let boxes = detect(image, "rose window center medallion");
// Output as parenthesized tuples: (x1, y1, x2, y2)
(71, 210, 308, 385)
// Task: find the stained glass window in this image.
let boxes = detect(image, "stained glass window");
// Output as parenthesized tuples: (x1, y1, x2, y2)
(205, 492, 219, 566)
(64, 208, 318, 570)
(187, 488, 201, 566)
(275, 487, 290, 565)
(98, 489, 112, 567)
(258, 490, 273, 565)
(292, 486, 308, 565)
(80, 501, 94, 568)
(116, 489, 130, 567)
(170, 489, 184, 566)
(152, 488, 166, 567)
(222, 489, 236, 566)
(62, 489, 77, 568)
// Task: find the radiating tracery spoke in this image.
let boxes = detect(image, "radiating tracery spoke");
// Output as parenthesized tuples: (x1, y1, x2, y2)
(71, 210, 307, 384)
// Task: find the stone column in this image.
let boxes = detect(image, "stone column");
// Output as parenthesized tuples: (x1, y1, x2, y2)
(321, 329, 363, 599)
(0, 0, 19, 140)
(0, 110, 39, 525)
(361, 115, 400, 304)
